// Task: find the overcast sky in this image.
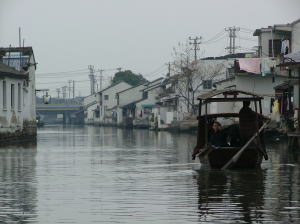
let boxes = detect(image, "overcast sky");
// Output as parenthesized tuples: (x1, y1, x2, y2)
(0, 0, 299, 97)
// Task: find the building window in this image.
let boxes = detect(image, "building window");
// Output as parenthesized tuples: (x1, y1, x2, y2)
(203, 80, 212, 89)
(18, 83, 21, 111)
(95, 111, 100, 118)
(104, 95, 109, 100)
(268, 39, 281, 57)
(142, 91, 148, 99)
(3, 81, 7, 110)
(11, 84, 15, 110)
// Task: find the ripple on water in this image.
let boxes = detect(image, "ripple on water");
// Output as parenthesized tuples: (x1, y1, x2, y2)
(0, 126, 299, 223)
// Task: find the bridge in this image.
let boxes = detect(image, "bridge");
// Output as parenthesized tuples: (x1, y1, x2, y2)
(36, 104, 84, 125)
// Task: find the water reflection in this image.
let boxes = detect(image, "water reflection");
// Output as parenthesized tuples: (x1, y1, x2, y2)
(195, 138, 300, 223)
(0, 143, 37, 223)
(0, 126, 299, 223)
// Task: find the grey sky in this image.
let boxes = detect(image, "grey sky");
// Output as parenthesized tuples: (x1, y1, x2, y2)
(0, 0, 299, 97)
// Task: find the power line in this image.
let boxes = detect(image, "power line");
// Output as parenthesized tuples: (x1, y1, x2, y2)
(143, 64, 166, 77)
(202, 30, 226, 44)
(37, 72, 89, 78)
(36, 68, 88, 75)
(36, 79, 90, 85)
(240, 27, 255, 32)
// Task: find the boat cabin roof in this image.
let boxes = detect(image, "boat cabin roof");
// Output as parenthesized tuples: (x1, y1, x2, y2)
(197, 89, 263, 103)
(199, 113, 239, 119)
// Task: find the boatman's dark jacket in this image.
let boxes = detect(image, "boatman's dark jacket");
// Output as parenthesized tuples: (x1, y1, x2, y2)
(239, 106, 259, 139)
(210, 130, 227, 147)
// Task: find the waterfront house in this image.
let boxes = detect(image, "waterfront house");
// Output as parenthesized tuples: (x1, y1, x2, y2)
(0, 47, 37, 142)
(134, 77, 164, 128)
(99, 81, 132, 126)
(83, 93, 100, 125)
(252, 18, 300, 128)
(116, 82, 147, 127)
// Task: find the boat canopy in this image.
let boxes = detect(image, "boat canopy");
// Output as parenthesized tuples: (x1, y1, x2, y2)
(197, 89, 263, 104)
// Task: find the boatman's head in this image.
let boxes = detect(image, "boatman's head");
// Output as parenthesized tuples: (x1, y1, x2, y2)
(212, 121, 221, 131)
(243, 100, 251, 108)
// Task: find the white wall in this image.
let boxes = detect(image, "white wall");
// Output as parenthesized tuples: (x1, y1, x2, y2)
(100, 82, 132, 122)
(136, 87, 161, 109)
(83, 93, 99, 124)
(0, 78, 26, 131)
(236, 74, 286, 115)
(118, 84, 146, 107)
(214, 74, 287, 117)
(292, 20, 300, 52)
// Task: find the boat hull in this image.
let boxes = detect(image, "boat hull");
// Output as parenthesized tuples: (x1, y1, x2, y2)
(199, 146, 263, 169)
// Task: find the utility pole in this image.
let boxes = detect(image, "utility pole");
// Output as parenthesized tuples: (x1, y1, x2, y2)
(56, 88, 61, 98)
(167, 62, 171, 78)
(225, 26, 240, 54)
(62, 86, 68, 99)
(68, 80, 72, 99)
(189, 36, 202, 62)
(73, 80, 75, 99)
(98, 69, 104, 91)
(88, 65, 95, 94)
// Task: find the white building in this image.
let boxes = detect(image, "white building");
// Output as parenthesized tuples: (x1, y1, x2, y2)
(116, 83, 147, 126)
(214, 74, 286, 118)
(83, 93, 100, 125)
(253, 18, 300, 124)
(133, 78, 164, 127)
(0, 47, 37, 142)
(99, 81, 132, 125)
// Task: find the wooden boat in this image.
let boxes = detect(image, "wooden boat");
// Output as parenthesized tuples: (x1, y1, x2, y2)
(193, 89, 269, 169)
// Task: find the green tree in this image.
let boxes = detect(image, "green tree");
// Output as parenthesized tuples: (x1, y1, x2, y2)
(112, 70, 147, 86)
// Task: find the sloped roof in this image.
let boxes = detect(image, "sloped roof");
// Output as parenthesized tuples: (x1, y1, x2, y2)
(197, 89, 263, 100)
(99, 81, 132, 93)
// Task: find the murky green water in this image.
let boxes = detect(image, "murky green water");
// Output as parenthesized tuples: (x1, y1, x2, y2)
(0, 126, 299, 223)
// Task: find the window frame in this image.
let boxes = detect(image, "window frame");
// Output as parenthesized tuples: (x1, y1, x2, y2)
(3, 80, 7, 111)
(11, 83, 15, 110)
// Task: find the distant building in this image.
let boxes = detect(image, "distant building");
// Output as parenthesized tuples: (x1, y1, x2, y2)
(83, 93, 100, 125)
(0, 47, 37, 143)
(134, 78, 164, 128)
(99, 81, 132, 125)
(116, 82, 147, 127)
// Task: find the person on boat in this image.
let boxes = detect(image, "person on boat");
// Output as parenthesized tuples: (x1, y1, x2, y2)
(209, 121, 227, 148)
(239, 100, 263, 143)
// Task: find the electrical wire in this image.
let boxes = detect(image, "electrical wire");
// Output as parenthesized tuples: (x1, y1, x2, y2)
(37, 72, 90, 78)
(36, 68, 88, 75)
(201, 30, 226, 44)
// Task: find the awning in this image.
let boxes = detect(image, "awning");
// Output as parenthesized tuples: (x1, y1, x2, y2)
(278, 51, 300, 67)
(160, 95, 178, 102)
(284, 51, 300, 63)
(141, 104, 156, 108)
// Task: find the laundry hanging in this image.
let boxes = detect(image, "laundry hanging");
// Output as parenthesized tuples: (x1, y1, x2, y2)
(281, 39, 290, 55)
(238, 58, 261, 74)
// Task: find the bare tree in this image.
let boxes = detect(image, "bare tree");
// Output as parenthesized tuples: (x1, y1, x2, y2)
(171, 41, 225, 114)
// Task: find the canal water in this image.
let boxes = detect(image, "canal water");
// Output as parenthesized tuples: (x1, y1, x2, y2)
(0, 126, 299, 223)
